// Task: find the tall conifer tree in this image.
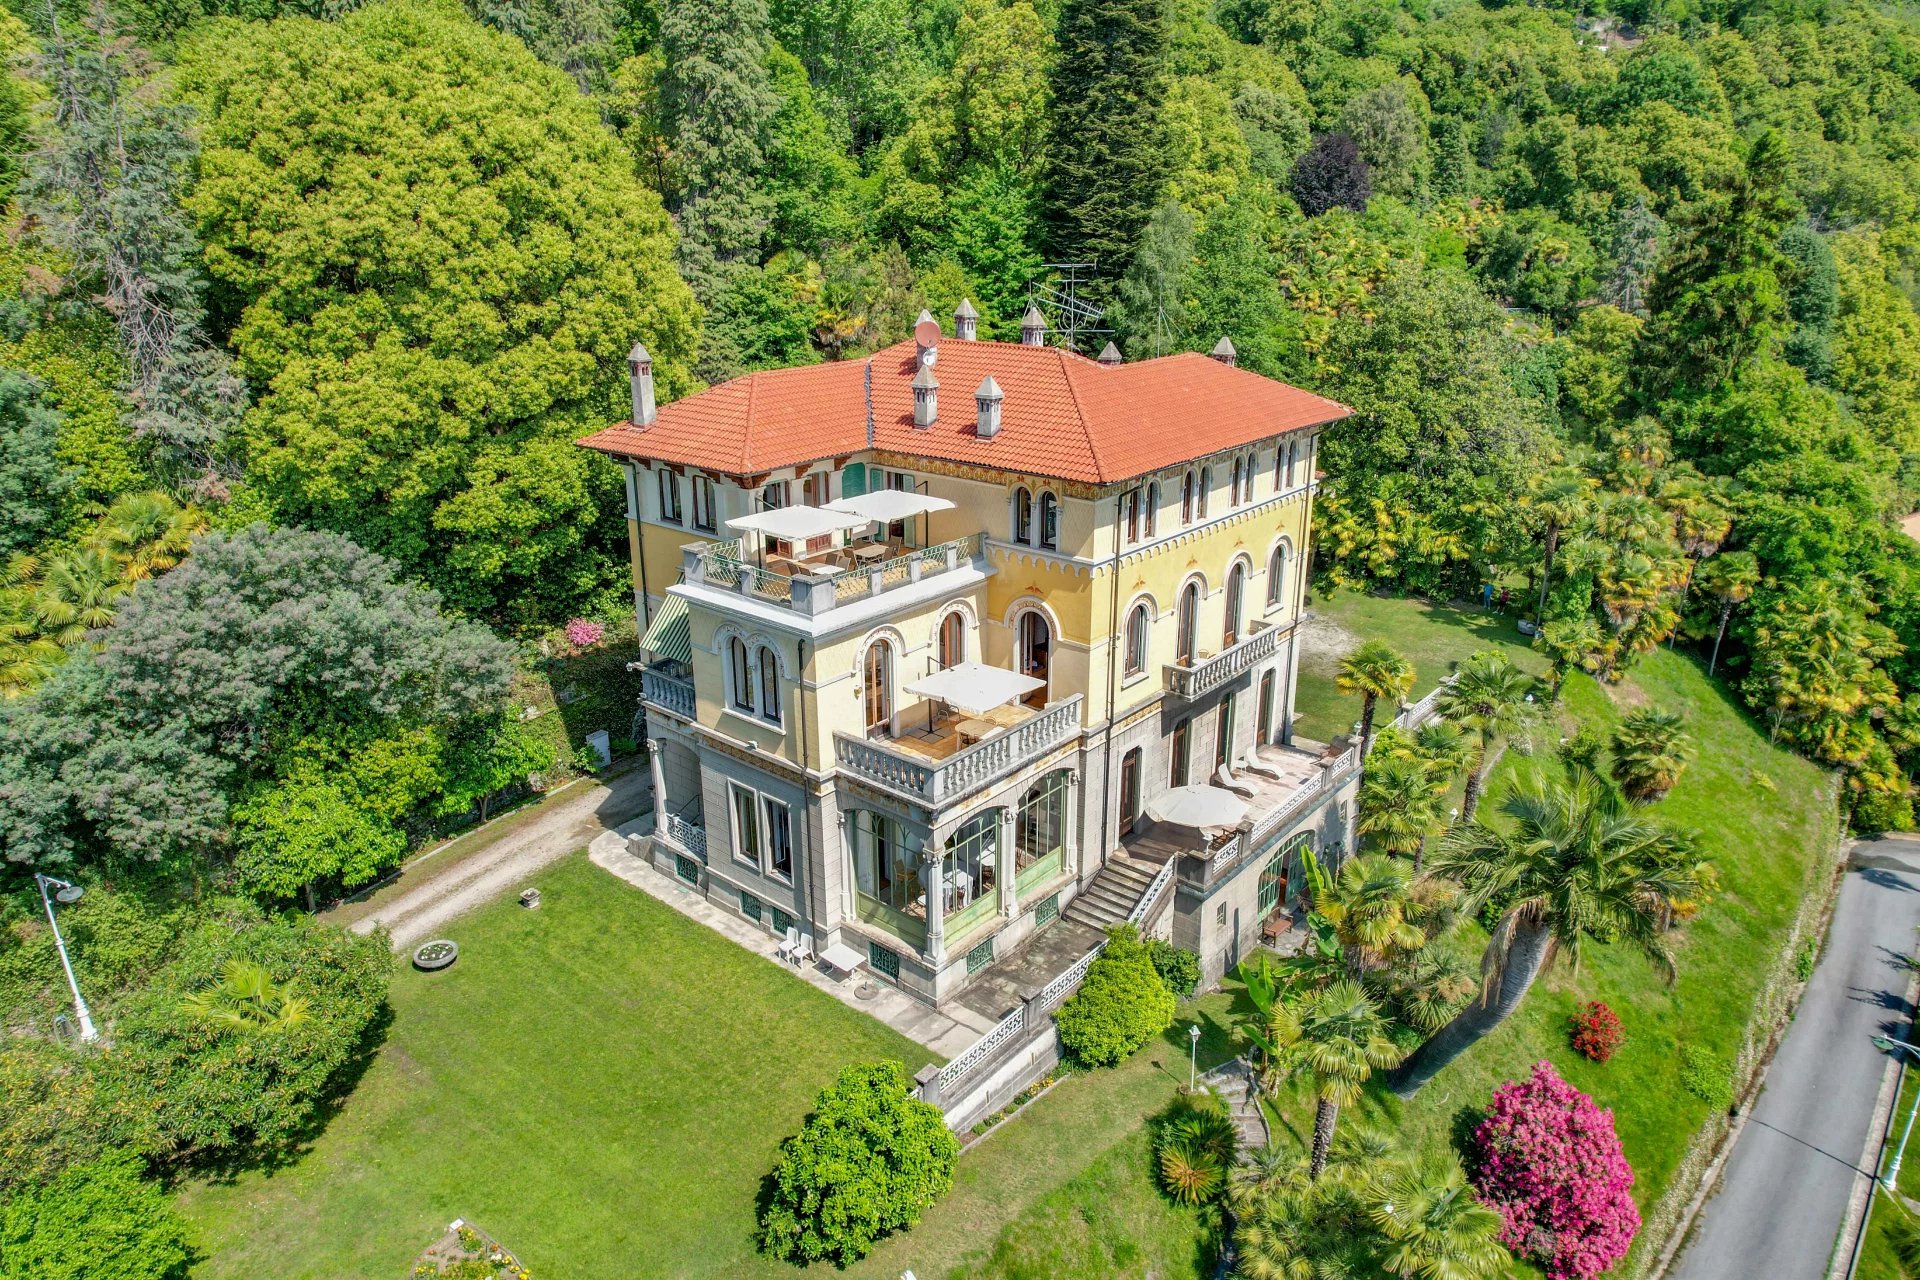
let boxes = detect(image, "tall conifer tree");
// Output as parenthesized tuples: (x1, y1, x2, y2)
(1041, 0, 1170, 292)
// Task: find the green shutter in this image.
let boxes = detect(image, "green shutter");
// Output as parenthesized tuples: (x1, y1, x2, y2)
(740, 892, 762, 923)
(966, 937, 995, 974)
(868, 941, 899, 979)
(841, 462, 866, 498)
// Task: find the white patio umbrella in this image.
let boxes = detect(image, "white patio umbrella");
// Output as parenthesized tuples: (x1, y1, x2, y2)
(724, 505, 871, 541)
(905, 661, 1044, 717)
(823, 490, 956, 523)
(1147, 785, 1249, 830)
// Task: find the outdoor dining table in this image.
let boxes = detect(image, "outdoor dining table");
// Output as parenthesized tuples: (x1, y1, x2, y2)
(955, 717, 996, 746)
(849, 542, 889, 565)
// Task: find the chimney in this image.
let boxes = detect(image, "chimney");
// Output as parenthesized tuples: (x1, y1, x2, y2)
(912, 362, 939, 428)
(1021, 303, 1046, 347)
(975, 375, 1003, 438)
(1210, 336, 1237, 367)
(1097, 341, 1122, 367)
(628, 341, 657, 427)
(954, 297, 979, 341)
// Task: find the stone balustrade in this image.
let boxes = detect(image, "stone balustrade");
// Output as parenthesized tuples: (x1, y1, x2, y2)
(834, 694, 1083, 807)
(1164, 620, 1283, 701)
(641, 669, 695, 721)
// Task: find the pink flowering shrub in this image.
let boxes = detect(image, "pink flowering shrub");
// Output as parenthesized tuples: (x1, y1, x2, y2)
(1469, 1060, 1640, 1280)
(564, 618, 605, 649)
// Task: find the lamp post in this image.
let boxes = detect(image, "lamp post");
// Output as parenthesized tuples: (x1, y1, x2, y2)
(34, 873, 96, 1042)
(1188, 1023, 1201, 1091)
(1874, 1035, 1920, 1189)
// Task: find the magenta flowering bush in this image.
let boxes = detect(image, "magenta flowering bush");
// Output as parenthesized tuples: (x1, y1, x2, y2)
(1469, 1060, 1640, 1280)
(564, 618, 605, 649)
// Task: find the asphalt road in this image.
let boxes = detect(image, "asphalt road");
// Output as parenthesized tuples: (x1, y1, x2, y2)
(1671, 837, 1920, 1280)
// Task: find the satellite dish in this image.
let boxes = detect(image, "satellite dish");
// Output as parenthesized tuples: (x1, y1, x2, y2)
(913, 317, 941, 349)
(921, 346, 938, 368)
(54, 884, 83, 904)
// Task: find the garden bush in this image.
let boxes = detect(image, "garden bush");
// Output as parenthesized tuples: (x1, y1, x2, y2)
(1151, 1090, 1237, 1205)
(1146, 938, 1201, 999)
(1567, 1001, 1624, 1062)
(759, 1061, 958, 1265)
(0, 1151, 190, 1280)
(1055, 924, 1175, 1068)
(1469, 1061, 1640, 1280)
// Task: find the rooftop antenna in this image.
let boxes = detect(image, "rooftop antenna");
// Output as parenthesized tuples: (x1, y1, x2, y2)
(1027, 262, 1112, 353)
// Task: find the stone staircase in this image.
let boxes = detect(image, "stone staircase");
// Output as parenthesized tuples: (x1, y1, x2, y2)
(1062, 850, 1166, 930)
(1201, 1058, 1271, 1152)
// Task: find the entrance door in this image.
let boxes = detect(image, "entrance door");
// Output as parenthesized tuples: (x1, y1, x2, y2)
(1119, 748, 1141, 836)
(1017, 611, 1051, 708)
(864, 641, 892, 734)
(938, 612, 964, 669)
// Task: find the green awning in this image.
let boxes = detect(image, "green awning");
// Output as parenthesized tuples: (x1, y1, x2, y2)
(642, 593, 692, 664)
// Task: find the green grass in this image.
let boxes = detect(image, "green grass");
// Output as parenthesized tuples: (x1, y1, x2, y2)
(1857, 1068, 1920, 1280)
(177, 854, 935, 1280)
(1294, 591, 1548, 743)
(1276, 596, 1837, 1270)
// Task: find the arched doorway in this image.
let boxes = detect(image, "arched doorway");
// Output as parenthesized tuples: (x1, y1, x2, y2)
(1176, 582, 1200, 666)
(864, 640, 892, 734)
(1224, 562, 1246, 647)
(938, 612, 964, 669)
(1017, 610, 1052, 708)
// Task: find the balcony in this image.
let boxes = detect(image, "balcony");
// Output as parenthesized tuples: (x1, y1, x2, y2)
(683, 533, 987, 618)
(1120, 742, 1357, 885)
(1165, 620, 1283, 701)
(835, 695, 1084, 807)
(642, 668, 695, 721)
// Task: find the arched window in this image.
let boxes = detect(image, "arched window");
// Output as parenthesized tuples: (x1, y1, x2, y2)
(729, 638, 753, 712)
(757, 645, 781, 723)
(1015, 769, 1070, 882)
(1176, 582, 1200, 666)
(1224, 562, 1246, 647)
(938, 611, 965, 668)
(1273, 446, 1284, 492)
(1267, 543, 1289, 606)
(1125, 603, 1150, 676)
(1017, 610, 1052, 707)
(1012, 486, 1033, 545)
(1198, 466, 1212, 518)
(1145, 482, 1159, 537)
(1038, 492, 1059, 550)
(864, 640, 892, 734)
(1230, 457, 1243, 506)
(1181, 470, 1196, 524)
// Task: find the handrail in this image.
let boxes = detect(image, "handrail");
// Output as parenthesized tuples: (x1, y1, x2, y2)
(835, 694, 1083, 806)
(938, 1004, 1026, 1091)
(642, 669, 695, 720)
(1209, 744, 1360, 878)
(1165, 620, 1283, 700)
(1128, 858, 1176, 926)
(690, 532, 987, 615)
(662, 812, 707, 864)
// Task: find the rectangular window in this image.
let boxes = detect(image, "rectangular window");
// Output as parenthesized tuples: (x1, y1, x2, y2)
(771, 906, 794, 936)
(966, 937, 995, 974)
(740, 891, 763, 922)
(764, 797, 793, 881)
(1216, 695, 1236, 770)
(760, 481, 789, 510)
(730, 783, 760, 869)
(1171, 719, 1191, 787)
(1120, 748, 1141, 837)
(851, 810, 928, 945)
(1035, 892, 1060, 928)
(657, 469, 682, 524)
(692, 474, 717, 532)
(675, 854, 700, 884)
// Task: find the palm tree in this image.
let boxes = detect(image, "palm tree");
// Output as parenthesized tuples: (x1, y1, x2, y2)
(1436, 651, 1536, 822)
(1610, 707, 1694, 803)
(1272, 980, 1405, 1177)
(1358, 753, 1448, 873)
(0, 612, 62, 697)
(1367, 1156, 1510, 1280)
(35, 546, 125, 646)
(1337, 641, 1416, 757)
(181, 960, 310, 1032)
(1694, 550, 1760, 677)
(1529, 466, 1595, 625)
(1156, 1100, 1240, 1205)
(1392, 770, 1703, 1095)
(1316, 854, 1426, 976)
(89, 490, 207, 583)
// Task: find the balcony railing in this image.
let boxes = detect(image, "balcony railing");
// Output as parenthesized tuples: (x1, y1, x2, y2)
(683, 533, 987, 617)
(642, 668, 695, 721)
(1165, 620, 1283, 701)
(835, 694, 1084, 807)
(1207, 744, 1360, 878)
(662, 812, 707, 864)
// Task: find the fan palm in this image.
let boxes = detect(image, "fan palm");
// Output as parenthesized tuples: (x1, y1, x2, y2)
(35, 546, 125, 646)
(1437, 651, 1536, 822)
(1316, 854, 1427, 976)
(90, 490, 207, 583)
(1234, 1161, 1371, 1280)
(1358, 752, 1449, 873)
(0, 612, 62, 697)
(1695, 549, 1760, 676)
(1393, 770, 1703, 1095)
(181, 960, 310, 1032)
(1155, 1104, 1239, 1205)
(1367, 1155, 1510, 1280)
(1271, 980, 1405, 1177)
(1610, 707, 1694, 803)
(1528, 466, 1595, 625)
(1337, 641, 1416, 757)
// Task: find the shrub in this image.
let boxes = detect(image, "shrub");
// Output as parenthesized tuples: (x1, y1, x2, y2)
(1567, 1001, 1624, 1062)
(563, 618, 605, 650)
(0, 1151, 190, 1280)
(1679, 1045, 1734, 1109)
(1147, 939, 1202, 999)
(1152, 1091, 1237, 1205)
(1055, 924, 1176, 1068)
(758, 1061, 958, 1265)
(1469, 1061, 1639, 1280)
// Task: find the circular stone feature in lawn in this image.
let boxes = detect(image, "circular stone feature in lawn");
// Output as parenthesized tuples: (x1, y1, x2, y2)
(413, 939, 459, 971)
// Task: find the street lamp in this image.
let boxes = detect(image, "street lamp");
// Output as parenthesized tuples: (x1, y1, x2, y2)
(34, 873, 96, 1042)
(1873, 1035, 1920, 1189)
(1188, 1023, 1201, 1091)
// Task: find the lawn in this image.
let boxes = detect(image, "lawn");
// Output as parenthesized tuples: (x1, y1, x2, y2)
(1281, 595, 1839, 1272)
(1857, 1066, 1920, 1280)
(1293, 590, 1548, 743)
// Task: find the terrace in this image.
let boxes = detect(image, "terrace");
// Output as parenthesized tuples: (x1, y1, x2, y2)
(835, 695, 1085, 807)
(1165, 618, 1286, 701)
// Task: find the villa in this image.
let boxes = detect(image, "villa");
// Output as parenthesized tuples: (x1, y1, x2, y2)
(579, 304, 1360, 1009)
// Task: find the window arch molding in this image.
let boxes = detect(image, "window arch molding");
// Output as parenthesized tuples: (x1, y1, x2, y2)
(715, 624, 789, 722)
(1122, 593, 1157, 677)
(1265, 537, 1295, 609)
(1222, 554, 1254, 648)
(1010, 485, 1034, 544)
(932, 601, 977, 668)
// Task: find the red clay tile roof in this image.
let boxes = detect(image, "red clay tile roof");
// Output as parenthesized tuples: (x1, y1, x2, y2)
(578, 338, 1350, 485)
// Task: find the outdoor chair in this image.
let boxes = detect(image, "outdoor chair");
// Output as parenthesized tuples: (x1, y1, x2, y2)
(1213, 763, 1258, 799)
(777, 927, 804, 965)
(1238, 749, 1284, 781)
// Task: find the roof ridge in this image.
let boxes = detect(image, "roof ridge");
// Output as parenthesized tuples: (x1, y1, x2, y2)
(1055, 347, 1107, 483)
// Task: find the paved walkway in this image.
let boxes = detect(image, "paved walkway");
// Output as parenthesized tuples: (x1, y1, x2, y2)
(589, 833, 993, 1060)
(1671, 836, 1920, 1280)
(350, 765, 653, 951)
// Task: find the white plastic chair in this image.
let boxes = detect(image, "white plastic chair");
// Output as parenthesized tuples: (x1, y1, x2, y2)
(777, 927, 803, 965)
(1214, 763, 1258, 799)
(1239, 748, 1284, 781)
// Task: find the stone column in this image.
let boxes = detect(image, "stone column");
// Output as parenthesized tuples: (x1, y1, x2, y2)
(921, 844, 945, 965)
(998, 808, 1018, 919)
(647, 739, 668, 836)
